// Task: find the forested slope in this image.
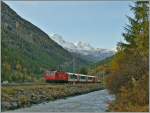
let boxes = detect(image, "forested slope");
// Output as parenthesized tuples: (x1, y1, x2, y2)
(1, 2, 88, 82)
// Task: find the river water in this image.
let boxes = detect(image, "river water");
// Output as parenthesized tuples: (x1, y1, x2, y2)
(10, 89, 115, 112)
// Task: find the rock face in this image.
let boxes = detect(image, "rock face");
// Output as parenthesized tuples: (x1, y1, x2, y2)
(1, 2, 89, 82)
(50, 34, 115, 63)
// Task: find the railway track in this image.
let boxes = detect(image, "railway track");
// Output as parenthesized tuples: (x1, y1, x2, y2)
(1, 82, 66, 87)
(1, 82, 100, 87)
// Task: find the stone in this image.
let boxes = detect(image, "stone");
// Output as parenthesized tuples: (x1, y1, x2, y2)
(11, 101, 18, 109)
(2, 101, 11, 110)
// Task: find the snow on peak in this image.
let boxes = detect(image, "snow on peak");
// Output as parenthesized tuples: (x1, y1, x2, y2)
(50, 33, 77, 50)
(49, 33, 115, 61)
(50, 34, 95, 51)
(75, 41, 94, 50)
(50, 34, 65, 45)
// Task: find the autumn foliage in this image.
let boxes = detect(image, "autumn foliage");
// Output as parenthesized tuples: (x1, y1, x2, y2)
(106, 1, 149, 111)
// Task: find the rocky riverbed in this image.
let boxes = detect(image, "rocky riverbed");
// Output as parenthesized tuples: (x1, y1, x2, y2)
(9, 89, 115, 112)
(1, 83, 103, 111)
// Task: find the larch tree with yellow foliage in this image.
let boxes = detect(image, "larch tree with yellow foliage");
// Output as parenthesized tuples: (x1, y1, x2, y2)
(106, 1, 149, 112)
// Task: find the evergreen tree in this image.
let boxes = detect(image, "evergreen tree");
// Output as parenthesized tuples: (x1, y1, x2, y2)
(106, 1, 149, 111)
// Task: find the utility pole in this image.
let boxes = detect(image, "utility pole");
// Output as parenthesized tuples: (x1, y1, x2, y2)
(73, 56, 75, 73)
(102, 71, 105, 88)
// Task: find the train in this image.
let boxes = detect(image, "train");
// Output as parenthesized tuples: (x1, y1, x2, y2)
(44, 70, 100, 83)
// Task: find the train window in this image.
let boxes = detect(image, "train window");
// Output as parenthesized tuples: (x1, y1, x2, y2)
(73, 75, 77, 79)
(88, 77, 93, 80)
(70, 75, 73, 79)
(46, 71, 55, 76)
(70, 74, 77, 79)
(80, 76, 86, 79)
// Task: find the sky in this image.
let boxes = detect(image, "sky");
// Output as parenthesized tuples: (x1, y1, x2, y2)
(4, 1, 133, 50)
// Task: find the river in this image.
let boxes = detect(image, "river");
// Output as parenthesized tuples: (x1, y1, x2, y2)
(9, 89, 115, 112)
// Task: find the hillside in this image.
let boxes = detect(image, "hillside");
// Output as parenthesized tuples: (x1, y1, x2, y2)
(1, 2, 88, 82)
(89, 55, 115, 69)
(87, 55, 114, 76)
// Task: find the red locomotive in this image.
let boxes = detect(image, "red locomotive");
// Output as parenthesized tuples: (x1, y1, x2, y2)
(44, 70, 98, 83)
(44, 70, 68, 83)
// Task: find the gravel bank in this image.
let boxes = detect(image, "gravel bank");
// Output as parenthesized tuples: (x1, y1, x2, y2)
(1, 83, 103, 111)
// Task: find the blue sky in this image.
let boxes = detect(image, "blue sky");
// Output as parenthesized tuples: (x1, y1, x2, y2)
(4, 1, 133, 50)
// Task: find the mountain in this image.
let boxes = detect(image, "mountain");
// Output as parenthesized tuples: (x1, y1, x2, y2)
(50, 33, 115, 62)
(1, 2, 88, 82)
(89, 55, 115, 70)
(87, 55, 115, 76)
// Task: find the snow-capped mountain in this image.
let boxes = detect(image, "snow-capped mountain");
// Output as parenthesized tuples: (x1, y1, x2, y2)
(51, 34, 77, 50)
(74, 41, 95, 51)
(50, 33, 115, 62)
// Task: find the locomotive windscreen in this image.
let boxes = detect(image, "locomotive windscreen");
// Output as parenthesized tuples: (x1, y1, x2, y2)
(45, 70, 56, 76)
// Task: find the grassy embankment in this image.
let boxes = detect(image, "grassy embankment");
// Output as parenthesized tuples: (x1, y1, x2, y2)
(1, 83, 103, 111)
